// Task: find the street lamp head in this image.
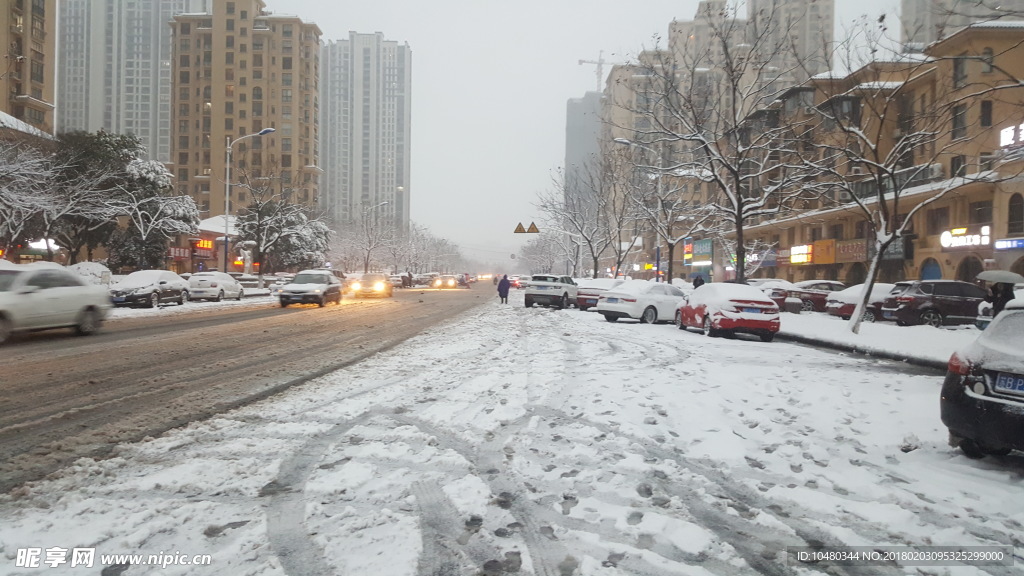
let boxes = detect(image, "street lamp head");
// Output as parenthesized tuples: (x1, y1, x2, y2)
(613, 138, 633, 146)
(257, 127, 276, 136)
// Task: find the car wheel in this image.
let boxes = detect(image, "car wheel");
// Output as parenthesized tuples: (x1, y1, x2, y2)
(236, 289, 243, 301)
(641, 306, 657, 324)
(702, 315, 717, 337)
(318, 296, 326, 308)
(0, 316, 12, 344)
(280, 300, 289, 308)
(75, 309, 101, 336)
(148, 292, 159, 308)
(603, 314, 618, 322)
(861, 309, 877, 323)
(214, 290, 223, 302)
(558, 294, 568, 309)
(800, 299, 814, 312)
(524, 297, 533, 308)
(896, 320, 908, 326)
(674, 310, 685, 330)
(958, 439, 987, 459)
(759, 332, 775, 343)
(179, 291, 189, 305)
(919, 309, 943, 328)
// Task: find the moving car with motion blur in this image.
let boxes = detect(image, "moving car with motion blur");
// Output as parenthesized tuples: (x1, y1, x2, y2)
(277, 269, 343, 307)
(0, 262, 113, 344)
(675, 282, 780, 341)
(595, 279, 686, 323)
(941, 298, 1024, 458)
(188, 271, 244, 301)
(352, 273, 394, 298)
(109, 270, 190, 308)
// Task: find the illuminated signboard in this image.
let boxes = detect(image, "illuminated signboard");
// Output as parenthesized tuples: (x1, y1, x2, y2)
(940, 226, 990, 251)
(195, 239, 213, 249)
(691, 239, 713, 266)
(683, 238, 694, 262)
(995, 238, 1024, 250)
(790, 244, 813, 264)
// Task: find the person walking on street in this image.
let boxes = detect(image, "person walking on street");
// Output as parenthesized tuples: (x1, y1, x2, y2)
(497, 274, 511, 304)
(692, 275, 705, 289)
(987, 282, 1015, 317)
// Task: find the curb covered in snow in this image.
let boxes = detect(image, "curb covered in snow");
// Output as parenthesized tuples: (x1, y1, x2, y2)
(775, 331, 947, 372)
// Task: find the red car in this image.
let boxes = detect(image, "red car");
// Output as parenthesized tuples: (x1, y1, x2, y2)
(788, 280, 846, 312)
(825, 283, 895, 322)
(674, 283, 780, 342)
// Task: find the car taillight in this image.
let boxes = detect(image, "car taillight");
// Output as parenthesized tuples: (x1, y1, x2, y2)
(209, 282, 218, 288)
(896, 295, 914, 303)
(947, 352, 972, 376)
(621, 297, 636, 302)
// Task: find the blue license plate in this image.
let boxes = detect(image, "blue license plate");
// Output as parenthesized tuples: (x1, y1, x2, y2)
(883, 311, 895, 318)
(994, 372, 1024, 395)
(742, 307, 760, 313)
(112, 297, 125, 303)
(606, 297, 619, 303)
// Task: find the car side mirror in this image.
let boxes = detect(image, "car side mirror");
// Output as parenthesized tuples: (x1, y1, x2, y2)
(159, 280, 168, 285)
(18, 285, 40, 295)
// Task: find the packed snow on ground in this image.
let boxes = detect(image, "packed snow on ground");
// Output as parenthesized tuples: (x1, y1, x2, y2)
(1, 292, 1021, 576)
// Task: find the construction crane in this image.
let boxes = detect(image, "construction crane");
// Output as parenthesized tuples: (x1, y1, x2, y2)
(578, 50, 619, 92)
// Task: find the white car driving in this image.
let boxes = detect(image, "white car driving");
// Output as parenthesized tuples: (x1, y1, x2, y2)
(0, 262, 112, 344)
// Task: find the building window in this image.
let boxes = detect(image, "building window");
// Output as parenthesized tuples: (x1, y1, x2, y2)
(179, 71, 190, 84)
(179, 87, 189, 100)
(179, 54, 189, 67)
(951, 155, 966, 177)
(227, 2, 235, 14)
(1009, 194, 1024, 235)
(178, 168, 189, 182)
(226, 19, 234, 31)
(980, 100, 992, 127)
(178, 135, 188, 149)
(927, 207, 950, 235)
(282, 57, 292, 70)
(226, 36, 234, 49)
(252, 87, 262, 100)
(982, 47, 994, 74)
(953, 54, 968, 88)
(952, 104, 967, 139)
(968, 200, 992, 225)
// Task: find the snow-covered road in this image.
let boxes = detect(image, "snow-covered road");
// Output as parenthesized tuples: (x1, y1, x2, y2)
(1, 295, 1021, 575)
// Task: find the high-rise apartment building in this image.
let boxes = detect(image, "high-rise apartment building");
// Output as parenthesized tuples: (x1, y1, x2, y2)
(0, 0, 57, 134)
(58, 0, 208, 160)
(565, 91, 603, 212)
(320, 32, 412, 231)
(169, 0, 321, 220)
(901, 0, 1024, 45)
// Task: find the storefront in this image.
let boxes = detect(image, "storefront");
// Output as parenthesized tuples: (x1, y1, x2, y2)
(691, 239, 713, 283)
(994, 238, 1024, 274)
(869, 238, 910, 283)
(836, 239, 868, 284)
(938, 224, 992, 282)
(811, 239, 839, 280)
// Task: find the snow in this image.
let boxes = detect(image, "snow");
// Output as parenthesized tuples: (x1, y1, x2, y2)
(1, 293, 1022, 575)
(828, 282, 896, 305)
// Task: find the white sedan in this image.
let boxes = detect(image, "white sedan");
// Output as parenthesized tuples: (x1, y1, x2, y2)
(0, 261, 112, 344)
(188, 271, 245, 301)
(595, 279, 687, 324)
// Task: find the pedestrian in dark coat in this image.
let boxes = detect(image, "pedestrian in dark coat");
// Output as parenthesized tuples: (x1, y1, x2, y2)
(497, 274, 511, 304)
(692, 275, 705, 289)
(988, 282, 1015, 317)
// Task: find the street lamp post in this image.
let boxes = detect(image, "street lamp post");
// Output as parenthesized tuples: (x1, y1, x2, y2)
(361, 201, 389, 273)
(224, 127, 275, 272)
(614, 138, 664, 281)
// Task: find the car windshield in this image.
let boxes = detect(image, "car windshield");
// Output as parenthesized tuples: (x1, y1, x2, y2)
(532, 275, 560, 282)
(363, 274, 386, 282)
(292, 273, 329, 284)
(0, 270, 20, 291)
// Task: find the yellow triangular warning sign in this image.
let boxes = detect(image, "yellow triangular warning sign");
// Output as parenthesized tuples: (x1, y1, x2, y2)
(514, 222, 526, 233)
(527, 222, 540, 233)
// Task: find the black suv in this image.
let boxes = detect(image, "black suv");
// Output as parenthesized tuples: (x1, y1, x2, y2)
(880, 280, 987, 327)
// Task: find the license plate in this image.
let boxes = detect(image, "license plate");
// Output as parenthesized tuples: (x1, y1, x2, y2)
(535, 286, 549, 290)
(606, 297, 619, 303)
(883, 311, 895, 318)
(112, 297, 125, 303)
(742, 307, 761, 313)
(994, 372, 1024, 395)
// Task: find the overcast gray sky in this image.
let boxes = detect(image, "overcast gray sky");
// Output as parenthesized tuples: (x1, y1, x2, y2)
(273, 0, 897, 268)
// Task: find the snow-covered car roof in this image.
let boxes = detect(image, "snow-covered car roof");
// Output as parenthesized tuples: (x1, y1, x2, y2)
(577, 278, 624, 290)
(828, 283, 896, 304)
(690, 282, 776, 306)
(604, 279, 663, 295)
(110, 270, 180, 288)
(756, 279, 798, 291)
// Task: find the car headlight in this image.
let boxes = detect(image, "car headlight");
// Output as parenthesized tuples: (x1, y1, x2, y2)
(374, 282, 385, 291)
(352, 282, 362, 291)
(447, 279, 455, 287)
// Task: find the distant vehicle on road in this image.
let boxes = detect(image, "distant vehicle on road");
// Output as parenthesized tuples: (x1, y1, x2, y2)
(352, 273, 394, 298)
(0, 262, 112, 344)
(277, 269, 343, 307)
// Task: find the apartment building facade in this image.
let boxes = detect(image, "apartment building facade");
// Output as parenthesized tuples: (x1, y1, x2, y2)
(319, 33, 412, 232)
(58, 0, 209, 161)
(168, 0, 321, 223)
(0, 0, 56, 134)
(901, 0, 1024, 46)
